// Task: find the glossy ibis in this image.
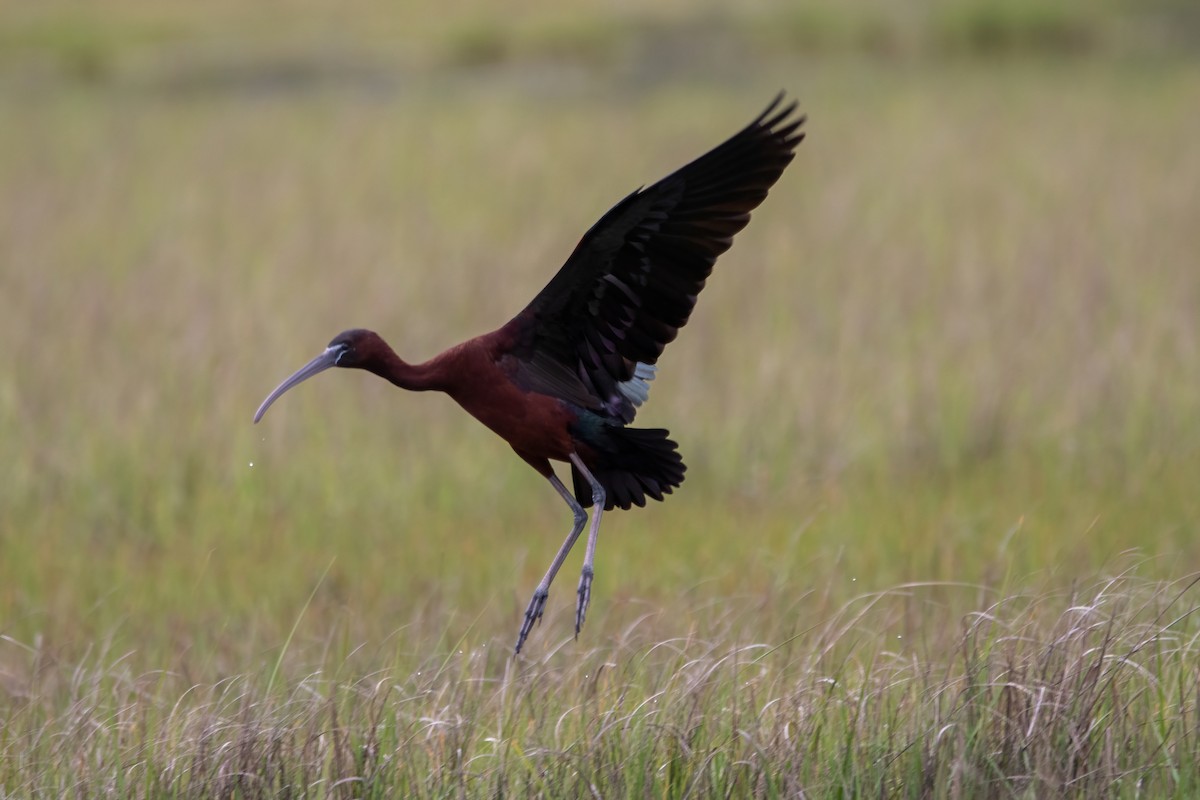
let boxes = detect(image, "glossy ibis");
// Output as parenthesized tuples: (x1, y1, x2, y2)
(255, 95, 805, 653)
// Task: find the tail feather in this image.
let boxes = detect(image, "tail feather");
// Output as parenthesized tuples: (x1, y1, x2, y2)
(572, 427, 686, 511)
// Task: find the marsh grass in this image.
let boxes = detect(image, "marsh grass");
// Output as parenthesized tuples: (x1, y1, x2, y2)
(2, 2, 1200, 795)
(3, 572, 1198, 797)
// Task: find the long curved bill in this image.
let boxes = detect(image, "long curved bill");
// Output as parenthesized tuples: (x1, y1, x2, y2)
(254, 348, 340, 423)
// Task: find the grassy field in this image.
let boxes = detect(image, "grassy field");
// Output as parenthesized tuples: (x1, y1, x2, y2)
(2, 2, 1200, 796)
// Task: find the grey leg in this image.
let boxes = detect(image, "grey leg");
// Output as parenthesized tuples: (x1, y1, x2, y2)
(514, 472, 587, 654)
(569, 453, 606, 638)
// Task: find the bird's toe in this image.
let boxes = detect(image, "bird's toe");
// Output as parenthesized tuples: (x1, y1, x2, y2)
(575, 567, 594, 637)
(515, 587, 550, 654)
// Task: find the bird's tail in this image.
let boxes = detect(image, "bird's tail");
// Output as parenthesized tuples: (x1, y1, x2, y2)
(572, 427, 686, 511)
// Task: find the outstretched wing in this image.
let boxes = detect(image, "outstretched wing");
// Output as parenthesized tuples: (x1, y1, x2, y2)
(504, 94, 805, 422)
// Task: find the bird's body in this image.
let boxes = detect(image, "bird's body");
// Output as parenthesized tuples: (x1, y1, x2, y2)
(255, 95, 806, 652)
(389, 333, 583, 467)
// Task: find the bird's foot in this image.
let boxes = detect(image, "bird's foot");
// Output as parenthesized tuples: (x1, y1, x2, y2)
(515, 587, 549, 654)
(575, 566, 593, 638)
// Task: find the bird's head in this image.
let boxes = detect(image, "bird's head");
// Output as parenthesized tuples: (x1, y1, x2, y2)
(323, 328, 385, 369)
(253, 328, 386, 423)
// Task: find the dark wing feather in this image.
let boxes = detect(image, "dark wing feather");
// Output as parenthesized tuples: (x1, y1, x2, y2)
(506, 94, 805, 422)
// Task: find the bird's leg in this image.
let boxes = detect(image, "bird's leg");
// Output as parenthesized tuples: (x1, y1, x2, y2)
(569, 453, 606, 638)
(515, 473, 587, 654)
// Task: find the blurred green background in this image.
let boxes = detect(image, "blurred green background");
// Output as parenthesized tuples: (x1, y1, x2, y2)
(2, 0, 1199, 735)
(3, 0, 1198, 665)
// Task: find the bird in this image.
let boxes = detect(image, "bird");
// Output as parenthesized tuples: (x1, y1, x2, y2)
(254, 94, 805, 654)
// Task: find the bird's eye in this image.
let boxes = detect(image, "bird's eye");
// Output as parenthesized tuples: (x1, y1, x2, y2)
(327, 343, 349, 364)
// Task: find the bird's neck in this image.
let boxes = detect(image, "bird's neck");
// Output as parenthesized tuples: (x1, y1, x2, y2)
(366, 346, 445, 392)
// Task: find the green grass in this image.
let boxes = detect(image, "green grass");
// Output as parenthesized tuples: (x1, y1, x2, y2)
(2, 2, 1200, 795)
